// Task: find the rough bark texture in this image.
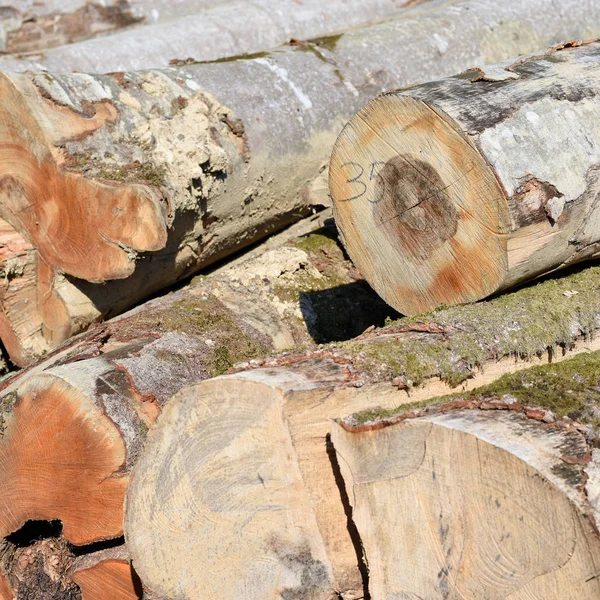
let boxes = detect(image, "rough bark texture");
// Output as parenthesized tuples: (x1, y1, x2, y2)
(1, 0, 599, 367)
(0, 220, 394, 597)
(124, 262, 600, 600)
(0, 534, 139, 600)
(331, 360, 600, 599)
(331, 40, 600, 315)
(0, 0, 424, 73)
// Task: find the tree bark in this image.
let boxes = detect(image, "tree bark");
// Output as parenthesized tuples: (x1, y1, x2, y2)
(331, 387, 600, 599)
(1, 0, 599, 366)
(123, 262, 600, 599)
(0, 0, 234, 54)
(0, 219, 394, 597)
(0, 0, 424, 73)
(331, 40, 600, 316)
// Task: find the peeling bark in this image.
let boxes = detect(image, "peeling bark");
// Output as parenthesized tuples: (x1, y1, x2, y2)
(0, 0, 598, 366)
(331, 40, 600, 315)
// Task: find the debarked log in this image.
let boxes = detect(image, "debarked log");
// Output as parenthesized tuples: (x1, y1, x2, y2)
(330, 40, 600, 315)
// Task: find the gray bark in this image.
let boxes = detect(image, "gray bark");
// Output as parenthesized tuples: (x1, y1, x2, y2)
(1, 0, 599, 365)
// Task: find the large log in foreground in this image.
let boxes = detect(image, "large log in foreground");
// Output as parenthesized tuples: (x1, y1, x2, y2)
(124, 264, 600, 599)
(2, 0, 600, 367)
(331, 40, 600, 316)
(0, 224, 394, 598)
(331, 353, 600, 599)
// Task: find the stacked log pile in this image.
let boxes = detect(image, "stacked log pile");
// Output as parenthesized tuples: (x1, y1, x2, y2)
(1, 3, 600, 600)
(0, 220, 398, 598)
(0, 0, 598, 370)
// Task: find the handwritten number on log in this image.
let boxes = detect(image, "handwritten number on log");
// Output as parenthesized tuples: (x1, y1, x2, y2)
(338, 162, 367, 202)
(337, 161, 387, 203)
(368, 161, 387, 204)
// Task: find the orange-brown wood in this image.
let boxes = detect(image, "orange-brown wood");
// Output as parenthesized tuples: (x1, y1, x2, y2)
(0, 74, 168, 348)
(0, 379, 128, 545)
(0, 570, 12, 600)
(73, 559, 141, 600)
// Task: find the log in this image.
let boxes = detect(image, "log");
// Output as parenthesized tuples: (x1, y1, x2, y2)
(124, 263, 600, 599)
(0, 0, 423, 73)
(0, 0, 232, 54)
(1, 0, 599, 366)
(0, 222, 392, 595)
(331, 40, 600, 316)
(71, 548, 141, 600)
(330, 352, 600, 599)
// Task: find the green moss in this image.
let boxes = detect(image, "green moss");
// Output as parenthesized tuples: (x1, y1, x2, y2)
(344, 265, 600, 389)
(119, 296, 268, 378)
(195, 51, 271, 65)
(67, 152, 167, 188)
(352, 349, 600, 427)
(308, 33, 343, 52)
(293, 230, 338, 254)
(464, 351, 600, 420)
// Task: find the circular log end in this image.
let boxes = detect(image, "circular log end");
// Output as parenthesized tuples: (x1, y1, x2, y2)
(0, 377, 128, 545)
(125, 378, 334, 600)
(330, 94, 510, 315)
(332, 410, 600, 598)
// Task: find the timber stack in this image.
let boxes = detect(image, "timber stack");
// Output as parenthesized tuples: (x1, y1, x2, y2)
(1, 1, 600, 600)
(0, 0, 597, 367)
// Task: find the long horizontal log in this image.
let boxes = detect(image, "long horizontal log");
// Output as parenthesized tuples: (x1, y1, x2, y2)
(0, 0, 231, 54)
(0, 222, 393, 597)
(331, 353, 600, 599)
(331, 40, 600, 315)
(124, 263, 600, 599)
(1, 0, 599, 366)
(0, 0, 423, 73)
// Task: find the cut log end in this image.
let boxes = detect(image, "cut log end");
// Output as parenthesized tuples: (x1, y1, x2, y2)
(0, 376, 128, 545)
(332, 409, 600, 599)
(330, 94, 510, 315)
(125, 378, 335, 600)
(72, 557, 141, 600)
